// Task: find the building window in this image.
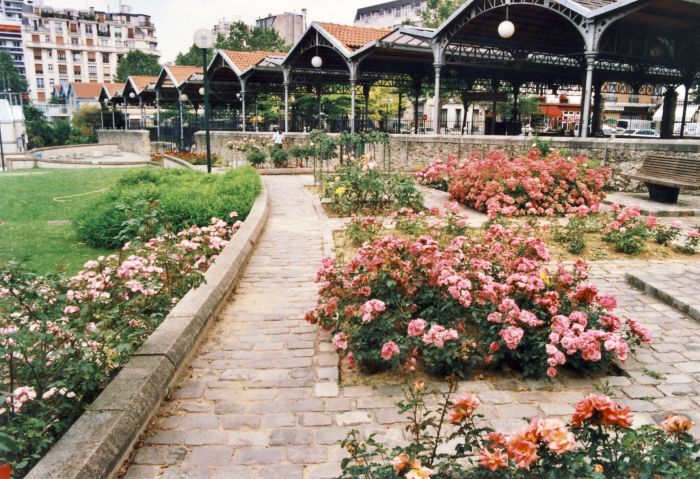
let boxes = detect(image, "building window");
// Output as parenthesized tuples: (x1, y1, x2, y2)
(71, 37, 79, 45)
(89, 65, 97, 75)
(45, 35, 51, 42)
(58, 65, 67, 74)
(72, 52, 81, 62)
(126, 41, 134, 48)
(102, 53, 109, 63)
(54, 22, 63, 33)
(85, 24, 93, 34)
(100, 39, 108, 47)
(47, 64, 54, 72)
(37, 78, 45, 88)
(49, 78, 55, 86)
(116, 40, 123, 47)
(114, 28, 122, 38)
(57, 51, 66, 61)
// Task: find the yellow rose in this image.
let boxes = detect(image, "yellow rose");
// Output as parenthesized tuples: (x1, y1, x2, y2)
(335, 186, 346, 196)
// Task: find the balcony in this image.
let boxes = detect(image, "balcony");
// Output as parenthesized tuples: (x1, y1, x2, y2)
(35, 104, 69, 117)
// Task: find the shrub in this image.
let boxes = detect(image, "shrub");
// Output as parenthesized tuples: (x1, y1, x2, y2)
(0, 215, 242, 476)
(74, 167, 261, 249)
(246, 146, 267, 166)
(306, 221, 651, 379)
(601, 205, 652, 255)
(340, 382, 700, 479)
(268, 146, 289, 168)
(156, 151, 223, 166)
(420, 150, 610, 218)
(322, 158, 423, 215)
(345, 216, 383, 246)
(679, 228, 700, 255)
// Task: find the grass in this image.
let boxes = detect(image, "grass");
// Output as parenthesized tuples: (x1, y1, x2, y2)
(0, 168, 133, 274)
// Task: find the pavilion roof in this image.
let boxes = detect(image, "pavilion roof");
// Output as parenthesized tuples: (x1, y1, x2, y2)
(166, 65, 202, 86)
(101, 82, 124, 99)
(127, 75, 159, 94)
(68, 82, 103, 100)
(220, 50, 281, 75)
(316, 22, 392, 52)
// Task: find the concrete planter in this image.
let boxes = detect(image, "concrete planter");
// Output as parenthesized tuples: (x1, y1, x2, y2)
(25, 186, 270, 479)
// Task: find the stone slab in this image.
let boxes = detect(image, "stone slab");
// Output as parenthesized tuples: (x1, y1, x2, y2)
(604, 192, 700, 217)
(626, 267, 700, 323)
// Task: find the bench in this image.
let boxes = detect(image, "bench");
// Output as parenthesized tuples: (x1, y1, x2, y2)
(625, 155, 700, 203)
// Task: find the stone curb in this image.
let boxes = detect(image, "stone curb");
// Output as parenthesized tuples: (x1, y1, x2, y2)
(626, 272, 700, 323)
(602, 199, 699, 217)
(25, 184, 271, 479)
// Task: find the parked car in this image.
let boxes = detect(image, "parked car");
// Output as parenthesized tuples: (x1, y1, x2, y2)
(630, 129, 659, 137)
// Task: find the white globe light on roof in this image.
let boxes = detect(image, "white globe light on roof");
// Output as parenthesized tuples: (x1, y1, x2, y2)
(199, 87, 205, 96)
(181, 94, 189, 102)
(498, 20, 515, 39)
(129, 92, 136, 98)
(311, 55, 323, 68)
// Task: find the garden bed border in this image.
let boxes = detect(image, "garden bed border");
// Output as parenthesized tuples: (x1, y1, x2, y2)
(25, 184, 271, 479)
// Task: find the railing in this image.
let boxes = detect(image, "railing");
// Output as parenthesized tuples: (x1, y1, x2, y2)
(34, 104, 69, 116)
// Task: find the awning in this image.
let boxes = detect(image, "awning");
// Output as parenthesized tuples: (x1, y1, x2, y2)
(653, 103, 699, 122)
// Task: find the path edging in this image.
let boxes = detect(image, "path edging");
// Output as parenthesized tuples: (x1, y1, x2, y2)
(25, 185, 271, 479)
(626, 271, 700, 323)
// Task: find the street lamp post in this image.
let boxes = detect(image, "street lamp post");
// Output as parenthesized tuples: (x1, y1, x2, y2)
(194, 28, 215, 174)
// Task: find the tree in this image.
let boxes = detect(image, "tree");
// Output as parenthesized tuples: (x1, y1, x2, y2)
(215, 21, 288, 52)
(115, 50, 161, 82)
(419, 0, 461, 28)
(0, 51, 28, 92)
(175, 44, 212, 66)
(71, 106, 103, 143)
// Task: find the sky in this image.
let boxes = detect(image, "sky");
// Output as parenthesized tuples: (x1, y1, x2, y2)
(36, 0, 366, 62)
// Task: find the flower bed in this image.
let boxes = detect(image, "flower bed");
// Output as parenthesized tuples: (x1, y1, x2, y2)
(322, 158, 423, 216)
(0, 214, 242, 477)
(307, 216, 651, 380)
(340, 382, 700, 478)
(417, 150, 610, 218)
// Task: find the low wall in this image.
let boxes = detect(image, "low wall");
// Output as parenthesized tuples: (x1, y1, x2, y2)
(194, 131, 700, 191)
(7, 143, 155, 170)
(97, 129, 151, 156)
(25, 186, 271, 479)
(162, 154, 196, 170)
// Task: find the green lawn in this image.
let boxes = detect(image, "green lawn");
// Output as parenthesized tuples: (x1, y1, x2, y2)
(0, 168, 134, 274)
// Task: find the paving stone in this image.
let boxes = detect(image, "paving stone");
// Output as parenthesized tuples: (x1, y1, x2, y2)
(261, 413, 297, 428)
(133, 446, 188, 465)
(257, 465, 304, 479)
(623, 385, 665, 399)
(269, 428, 313, 446)
(287, 445, 329, 464)
(123, 465, 160, 479)
(234, 447, 286, 465)
(336, 411, 373, 426)
(160, 467, 210, 479)
(315, 382, 340, 398)
(188, 446, 234, 466)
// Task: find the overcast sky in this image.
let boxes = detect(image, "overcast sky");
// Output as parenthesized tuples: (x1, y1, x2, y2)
(38, 0, 365, 62)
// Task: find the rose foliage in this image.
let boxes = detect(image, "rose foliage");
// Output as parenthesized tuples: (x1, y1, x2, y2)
(0, 214, 241, 476)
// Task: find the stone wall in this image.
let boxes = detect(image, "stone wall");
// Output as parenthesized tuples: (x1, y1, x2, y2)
(97, 129, 151, 156)
(195, 131, 700, 192)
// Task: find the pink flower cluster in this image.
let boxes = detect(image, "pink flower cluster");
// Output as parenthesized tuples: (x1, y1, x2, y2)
(419, 150, 610, 218)
(307, 220, 650, 378)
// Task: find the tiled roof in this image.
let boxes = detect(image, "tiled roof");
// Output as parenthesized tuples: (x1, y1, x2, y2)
(571, 0, 619, 10)
(103, 82, 124, 97)
(166, 65, 202, 85)
(222, 50, 278, 73)
(70, 82, 103, 99)
(129, 75, 159, 92)
(317, 22, 392, 51)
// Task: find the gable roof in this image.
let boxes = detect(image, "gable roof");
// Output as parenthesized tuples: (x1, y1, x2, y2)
(102, 82, 124, 98)
(316, 22, 392, 51)
(127, 75, 159, 94)
(68, 82, 103, 100)
(220, 50, 280, 75)
(166, 65, 202, 86)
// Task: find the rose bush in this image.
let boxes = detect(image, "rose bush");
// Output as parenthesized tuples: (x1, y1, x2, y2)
(322, 158, 423, 215)
(341, 382, 700, 478)
(417, 150, 610, 218)
(307, 218, 651, 379)
(0, 214, 242, 476)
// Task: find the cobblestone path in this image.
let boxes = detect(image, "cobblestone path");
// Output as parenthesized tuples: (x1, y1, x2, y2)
(124, 176, 700, 479)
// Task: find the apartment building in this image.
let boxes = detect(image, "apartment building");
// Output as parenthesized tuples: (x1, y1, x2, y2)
(0, 0, 25, 75)
(255, 11, 306, 46)
(354, 0, 424, 28)
(21, 2, 159, 103)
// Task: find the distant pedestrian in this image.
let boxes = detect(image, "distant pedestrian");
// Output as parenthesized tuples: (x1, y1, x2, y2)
(272, 129, 284, 149)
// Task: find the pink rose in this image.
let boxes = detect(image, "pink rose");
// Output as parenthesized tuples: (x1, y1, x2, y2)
(499, 326, 524, 350)
(332, 332, 348, 350)
(407, 318, 427, 337)
(381, 341, 400, 361)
